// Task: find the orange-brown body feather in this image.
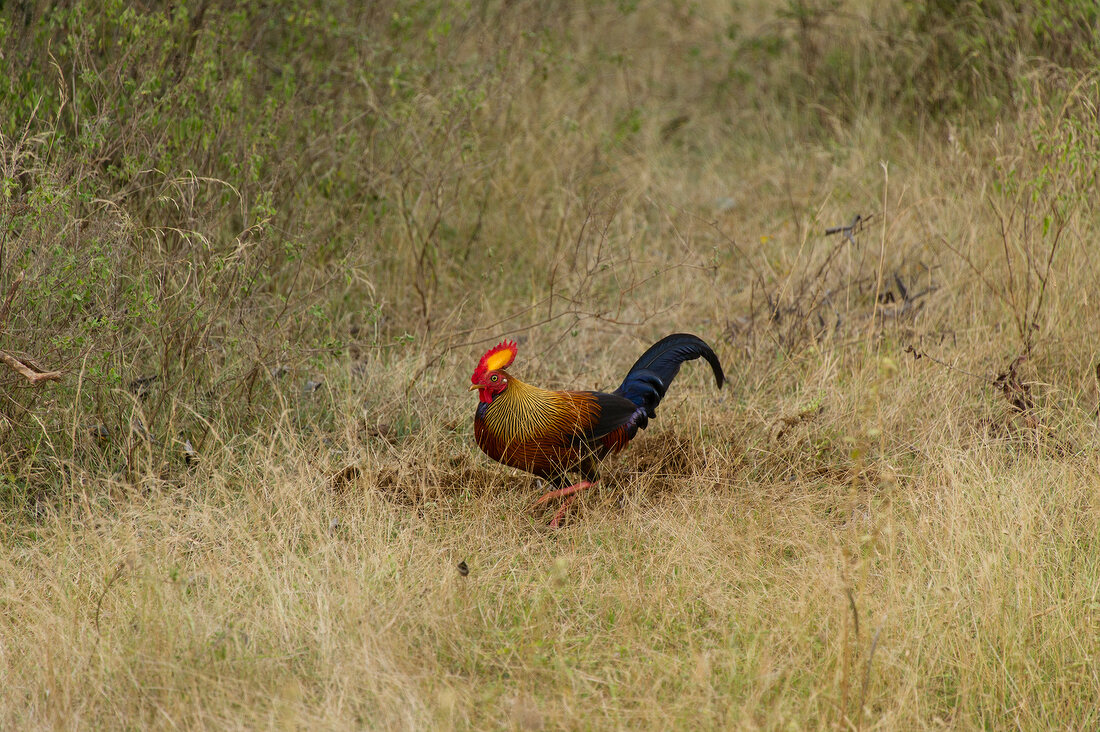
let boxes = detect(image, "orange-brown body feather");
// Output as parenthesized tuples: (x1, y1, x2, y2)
(473, 371, 635, 480)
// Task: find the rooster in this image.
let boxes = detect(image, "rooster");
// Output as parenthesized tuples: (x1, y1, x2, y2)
(469, 333, 725, 527)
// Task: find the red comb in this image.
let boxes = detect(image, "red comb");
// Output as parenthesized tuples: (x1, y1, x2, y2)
(472, 339, 518, 382)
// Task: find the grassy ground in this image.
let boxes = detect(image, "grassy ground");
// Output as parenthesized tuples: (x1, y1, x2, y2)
(3, 1, 1100, 728)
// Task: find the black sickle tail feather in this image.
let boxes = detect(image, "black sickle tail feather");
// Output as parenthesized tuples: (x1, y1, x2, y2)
(612, 333, 725, 419)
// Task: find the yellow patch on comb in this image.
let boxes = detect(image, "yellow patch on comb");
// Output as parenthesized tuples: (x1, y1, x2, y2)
(473, 339, 518, 382)
(483, 347, 515, 372)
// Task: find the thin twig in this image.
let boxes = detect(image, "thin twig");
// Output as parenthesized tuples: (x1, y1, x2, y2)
(0, 270, 24, 331)
(868, 164, 888, 348)
(904, 345, 987, 382)
(857, 627, 883, 728)
(0, 206, 19, 282)
(1027, 208, 1068, 354)
(845, 587, 860, 640)
(825, 213, 873, 245)
(94, 561, 129, 637)
(1094, 362, 1100, 418)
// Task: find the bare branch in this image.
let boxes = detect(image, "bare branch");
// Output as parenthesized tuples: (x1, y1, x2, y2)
(0, 350, 62, 385)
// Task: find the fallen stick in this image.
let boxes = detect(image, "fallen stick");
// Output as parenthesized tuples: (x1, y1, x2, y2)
(0, 350, 62, 385)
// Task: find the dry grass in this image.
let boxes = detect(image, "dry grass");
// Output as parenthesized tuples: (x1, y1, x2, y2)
(5, 412, 1100, 729)
(4, 1, 1100, 729)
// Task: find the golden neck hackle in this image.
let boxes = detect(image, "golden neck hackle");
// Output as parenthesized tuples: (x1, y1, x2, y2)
(483, 373, 584, 443)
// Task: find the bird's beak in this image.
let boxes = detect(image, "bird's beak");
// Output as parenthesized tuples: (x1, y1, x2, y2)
(469, 384, 482, 391)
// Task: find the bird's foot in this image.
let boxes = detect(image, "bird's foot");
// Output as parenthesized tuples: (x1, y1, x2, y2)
(533, 480, 596, 529)
(549, 495, 576, 529)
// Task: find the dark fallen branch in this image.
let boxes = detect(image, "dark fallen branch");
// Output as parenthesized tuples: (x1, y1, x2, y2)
(876, 272, 939, 322)
(825, 213, 873, 246)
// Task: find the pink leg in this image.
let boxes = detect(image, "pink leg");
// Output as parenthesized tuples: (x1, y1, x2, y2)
(533, 480, 596, 529)
(533, 480, 595, 506)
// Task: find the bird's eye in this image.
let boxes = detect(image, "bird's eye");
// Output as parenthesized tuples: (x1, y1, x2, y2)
(490, 374, 498, 382)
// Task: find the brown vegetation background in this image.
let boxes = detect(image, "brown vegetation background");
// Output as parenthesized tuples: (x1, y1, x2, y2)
(2, 1, 1100, 728)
